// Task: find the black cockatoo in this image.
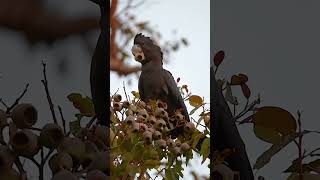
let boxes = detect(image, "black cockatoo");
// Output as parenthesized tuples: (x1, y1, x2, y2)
(131, 33, 190, 138)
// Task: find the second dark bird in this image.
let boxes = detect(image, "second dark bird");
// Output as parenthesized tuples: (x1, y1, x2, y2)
(131, 33, 190, 138)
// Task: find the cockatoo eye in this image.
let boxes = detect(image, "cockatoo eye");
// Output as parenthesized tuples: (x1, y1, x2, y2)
(131, 44, 145, 62)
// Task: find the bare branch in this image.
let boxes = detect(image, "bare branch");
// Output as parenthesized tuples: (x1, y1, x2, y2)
(41, 61, 58, 124)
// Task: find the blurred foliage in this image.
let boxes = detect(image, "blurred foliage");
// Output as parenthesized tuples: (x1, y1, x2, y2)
(213, 50, 320, 180)
(107, 78, 210, 179)
(110, 0, 189, 76)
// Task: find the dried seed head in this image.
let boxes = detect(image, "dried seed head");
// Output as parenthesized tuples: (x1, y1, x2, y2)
(157, 100, 168, 109)
(11, 103, 38, 129)
(173, 146, 181, 156)
(143, 131, 153, 144)
(175, 113, 184, 122)
(153, 131, 162, 140)
(122, 101, 130, 109)
(39, 123, 64, 149)
(148, 116, 157, 125)
(155, 108, 166, 118)
(113, 94, 122, 102)
(10, 129, 39, 158)
(185, 122, 196, 133)
(132, 123, 140, 133)
(125, 109, 134, 117)
(180, 143, 190, 151)
(166, 139, 176, 148)
(137, 101, 146, 108)
(139, 123, 148, 132)
(156, 139, 167, 149)
(138, 109, 149, 120)
(49, 152, 73, 174)
(112, 102, 122, 111)
(147, 127, 155, 134)
(125, 115, 135, 125)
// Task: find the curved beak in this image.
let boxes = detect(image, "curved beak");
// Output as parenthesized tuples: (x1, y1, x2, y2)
(131, 44, 145, 62)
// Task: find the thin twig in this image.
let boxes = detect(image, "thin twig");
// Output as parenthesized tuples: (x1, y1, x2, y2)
(6, 83, 29, 113)
(86, 115, 97, 128)
(58, 106, 67, 135)
(29, 157, 40, 168)
(14, 157, 26, 177)
(0, 98, 9, 109)
(41, 61, 58, 124)
(28, 127, 42, 131)
(123, 81, 129, 101)
(154, 168, 166, 179)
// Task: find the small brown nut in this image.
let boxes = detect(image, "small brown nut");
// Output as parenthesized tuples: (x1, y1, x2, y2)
(180, 143, 190, 151)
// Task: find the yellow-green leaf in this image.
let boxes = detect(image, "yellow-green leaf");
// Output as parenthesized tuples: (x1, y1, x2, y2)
(67, 93, 95, 117)
(131, 91, 140, 99)
(188, 95, 203, 107)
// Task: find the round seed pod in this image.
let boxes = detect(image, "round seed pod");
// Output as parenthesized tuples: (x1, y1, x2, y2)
(113, 94, 122, 102)
(180, 143, 190, 151)
(139, 123, 148, 132)
(51, 169, 78, 180)
(125, 115, 135, 125)
(93, 125, 108, 146)
(143, 131, 153, 145)
(137, 109, 149, 121)
(166, 139, 176, 148)
(152, 131, 162, 140)
(10, 129, 39, 158)
(112, 102, 122, 111)
(86, 170, 107, 180)
(58, 137, 86, 163)
(11, 103, 37, 129)
(156, 139, 167, 149)
(148, 116, 157, 125)
(125, 109, 133, 117)
(185, 122, 196, 133)
(122, 101, 130, 109)
(132, 123, 140, 133)
(0, 168, 20, 180)
(155, 108, 166, 118)
(49, 152, 73, 174)
(137, 101, 146, 108)
(173, 146, 181, 156)
(39, 123, 64, 149)
(0, 145, 16, 170)
(86, 151, 109, 172)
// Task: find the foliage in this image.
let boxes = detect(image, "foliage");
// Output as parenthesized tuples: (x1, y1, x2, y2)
(213, 50, 320, 180)
(108, 78, 210, 179)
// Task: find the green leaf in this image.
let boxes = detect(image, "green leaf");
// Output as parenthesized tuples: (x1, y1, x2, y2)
(69, 120, 81, 137)
(253, 132, 311, 170)
(184, 149, 193, 165)
(189, 106, 201, 115)
(191, 131, 203, 149)
(200, 138, 210, 164)
(67, 93, 95, 117)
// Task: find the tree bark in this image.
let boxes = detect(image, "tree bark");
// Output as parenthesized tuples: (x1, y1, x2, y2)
(211, 66, 254, 180)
